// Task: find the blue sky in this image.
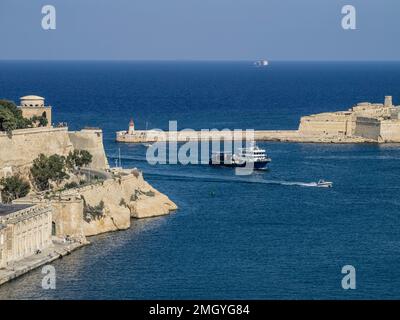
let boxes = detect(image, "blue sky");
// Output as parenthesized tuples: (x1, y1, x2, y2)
(0, 0, 399, 60)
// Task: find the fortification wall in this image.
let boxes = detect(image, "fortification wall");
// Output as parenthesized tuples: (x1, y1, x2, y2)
(354, 117, 381, 140)
(51, 199, 85, 239)
(0, 127, 109, 179)
(298, 113, 353, 136)
(352, 105, 394, 119)
(0, 127, 72, 178)
(68, 129, 109, 170)
(379, 120, 400, 142)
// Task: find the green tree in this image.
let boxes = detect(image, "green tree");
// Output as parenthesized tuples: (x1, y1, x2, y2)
(66, 150, 93, 169)
(0, 175, 31, 203)
(0, 100, 22, 117)
(0, 108, 17, 132)
(0, 100, 33, 132)
(30, 154, 69, 191)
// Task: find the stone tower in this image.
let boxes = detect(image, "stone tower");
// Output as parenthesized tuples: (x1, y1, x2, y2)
(128, 118, 135, 134)
(18, 95, 52, 127)
(384, 96, 393, 108)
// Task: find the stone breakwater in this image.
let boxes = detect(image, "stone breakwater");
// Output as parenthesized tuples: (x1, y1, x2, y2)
(116, 129, 377, 144)
(116, 96, 400, 144)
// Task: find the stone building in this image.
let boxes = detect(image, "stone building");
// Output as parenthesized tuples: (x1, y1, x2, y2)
(0, 224, 6, 269)
(18, 95, 52, 127)
(0, 204, 52, 268)
(298, 96, 400, 141)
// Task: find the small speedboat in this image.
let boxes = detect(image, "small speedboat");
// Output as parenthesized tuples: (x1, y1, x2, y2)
(316, 179, 333, 188)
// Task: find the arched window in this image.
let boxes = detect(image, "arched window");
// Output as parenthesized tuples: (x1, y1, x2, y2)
(51, 222, 56, 236)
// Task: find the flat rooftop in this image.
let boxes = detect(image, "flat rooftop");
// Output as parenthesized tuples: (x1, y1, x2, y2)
(0, 204, 34, 217)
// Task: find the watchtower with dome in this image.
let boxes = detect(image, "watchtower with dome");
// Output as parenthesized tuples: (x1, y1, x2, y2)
(18, 95, 52, 127)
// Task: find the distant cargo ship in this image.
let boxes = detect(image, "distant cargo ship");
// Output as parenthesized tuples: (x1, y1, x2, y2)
(209, 142, 271, 170)
(254, 60, 269, 67)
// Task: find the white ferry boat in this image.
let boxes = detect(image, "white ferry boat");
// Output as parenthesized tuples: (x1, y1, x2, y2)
(209, 142, 271, 170)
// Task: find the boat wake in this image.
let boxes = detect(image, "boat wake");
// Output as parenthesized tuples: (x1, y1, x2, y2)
(144, 171, 320, 188)
(108, 155, 148, 162)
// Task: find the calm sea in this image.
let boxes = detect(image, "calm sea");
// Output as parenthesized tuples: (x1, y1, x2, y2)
(0, 61, 400, 299)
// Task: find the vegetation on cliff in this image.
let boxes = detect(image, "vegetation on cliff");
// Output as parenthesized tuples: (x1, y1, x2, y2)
(0, 100, 32, 132)
(83, 199, 105, 222)
(31, 154, 69, 191)
(130, 188, 155, 201)
(0, 100, 49, 133)
(30, 150, 94, 192)
(0, 175, 30, 203)
(0, 149, 94, 202)
(66, 150, 93, 169)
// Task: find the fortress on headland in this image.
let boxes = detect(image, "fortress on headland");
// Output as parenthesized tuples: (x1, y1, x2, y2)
(298, 96, 400, 142)
(116, 96, 400, 144)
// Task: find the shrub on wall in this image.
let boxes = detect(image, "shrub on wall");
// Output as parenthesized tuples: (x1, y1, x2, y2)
(83, 200, 105, 222)
(31, 115, 48, 127)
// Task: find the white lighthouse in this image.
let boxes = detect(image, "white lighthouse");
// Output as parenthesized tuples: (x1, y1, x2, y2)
(128, 118, 135, 134)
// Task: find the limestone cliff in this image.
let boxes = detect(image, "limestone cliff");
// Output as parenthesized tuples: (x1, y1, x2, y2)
(82, 211, 130, 237)
(53, 170, 177, 237)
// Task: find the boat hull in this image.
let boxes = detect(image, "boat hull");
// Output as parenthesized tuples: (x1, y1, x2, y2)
(209, 159, 270, 170)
